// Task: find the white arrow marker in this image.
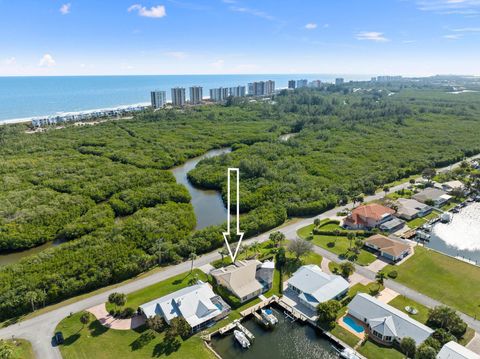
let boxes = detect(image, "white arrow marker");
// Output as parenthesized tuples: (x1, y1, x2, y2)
(222, 168, 244, 263)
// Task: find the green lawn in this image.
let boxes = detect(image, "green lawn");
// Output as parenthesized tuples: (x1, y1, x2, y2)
(3, 339, 34, 359)
(331, 325, 361, 348)
(106, 269, 208, 313)
(357, 339, 404, 359)
(388, 295, 430, 324)
(298, 223, 376, 266)
(57, 312, 214, 359)
(385, 246, 480, 317)
(406, 210, 441, 229)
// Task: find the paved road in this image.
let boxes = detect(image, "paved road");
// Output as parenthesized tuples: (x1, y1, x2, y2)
(1, 154, 479, 358)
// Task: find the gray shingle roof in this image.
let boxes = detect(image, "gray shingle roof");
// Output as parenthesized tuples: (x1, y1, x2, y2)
(348, 293, 433, 344)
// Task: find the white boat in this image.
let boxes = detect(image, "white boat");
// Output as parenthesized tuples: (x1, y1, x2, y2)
(234, 330, 250, 349)
(440, 212, 453, 223)
(339, 348, 361, 359)
(261, 308, 278, 326)
(416, 230, 430, 241)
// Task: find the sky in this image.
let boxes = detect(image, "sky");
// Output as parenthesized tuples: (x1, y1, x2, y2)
(0, 0, 479, 76)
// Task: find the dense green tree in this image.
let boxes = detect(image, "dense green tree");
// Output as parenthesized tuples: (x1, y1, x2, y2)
(316, 300, 342, 329)
(400, 337, 417, 358)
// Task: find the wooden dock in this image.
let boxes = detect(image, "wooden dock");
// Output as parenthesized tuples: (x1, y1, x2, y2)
(239, 295, 278, 317)
(277, 299, 308, 322)
(218, 321, 237, 335)
(235, 321, 255, 341)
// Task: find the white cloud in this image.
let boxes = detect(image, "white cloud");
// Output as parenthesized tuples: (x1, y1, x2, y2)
(211, 59, 225, 69)
(164, 51, 187, 60)
(229, 6, 274, 20)
(443, 33, 463, 39)
(222, 0, 236, 3)
(128, 4, 166, 18)
(60, 3, 71, 15)
(38, 54, 56, 67)
(452, 27, 480, 31)
(3, 57, 16, 65)
(355, 31, 389, 42)
(305, 23, 317, 30)
(416, 0, 480, 14)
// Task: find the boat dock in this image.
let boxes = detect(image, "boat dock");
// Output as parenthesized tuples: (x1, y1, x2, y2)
(235, 320, 255, 341)
(277, 299, 308, 322)
(240, 295, 278, 317)
(218, 321, 237, 335)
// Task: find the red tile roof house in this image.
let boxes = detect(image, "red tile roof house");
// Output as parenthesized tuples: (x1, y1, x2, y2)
(343, 204, 396, 230)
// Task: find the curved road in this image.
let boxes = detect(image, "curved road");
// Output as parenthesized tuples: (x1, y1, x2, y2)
(1, 154, 479, 358)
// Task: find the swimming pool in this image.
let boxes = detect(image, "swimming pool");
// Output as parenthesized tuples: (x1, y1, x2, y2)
(342, 316, 364, 333)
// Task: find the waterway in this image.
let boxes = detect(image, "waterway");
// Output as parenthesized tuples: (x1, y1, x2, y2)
(0, 147, 231, 266)
(211, 308, 338, 359)
(425, 202, 480, 265)
(171, 148, 230, 229)
(0, 238, 65, 266)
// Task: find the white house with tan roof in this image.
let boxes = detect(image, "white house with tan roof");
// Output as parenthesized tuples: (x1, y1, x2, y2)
(211, 260, 274, 303)
(365, 234, 411, 262)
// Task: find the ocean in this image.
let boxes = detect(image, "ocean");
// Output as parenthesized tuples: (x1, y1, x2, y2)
(0, 74, 371, 123)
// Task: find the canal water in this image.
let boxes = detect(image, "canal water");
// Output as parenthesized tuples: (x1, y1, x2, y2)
(171, 148, 230, 230)
(426, 202, 480, 265)
(211, 308, 338, 359)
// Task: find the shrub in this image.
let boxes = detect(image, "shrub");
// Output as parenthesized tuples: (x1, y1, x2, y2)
(388, 270, 398, 279)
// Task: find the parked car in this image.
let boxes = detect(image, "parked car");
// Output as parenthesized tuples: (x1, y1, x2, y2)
(54, 331, 64, 345)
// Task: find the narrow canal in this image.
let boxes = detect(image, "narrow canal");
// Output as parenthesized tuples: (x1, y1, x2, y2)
(211, 308, 338, 359)
(171, 147, 230, 229)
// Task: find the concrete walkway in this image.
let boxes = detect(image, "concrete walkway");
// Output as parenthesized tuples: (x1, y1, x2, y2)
(376, 288, 399, 304)
(321, 257, 332, 274)
(366, 259, 389, 273)
(467, 332, 480, 355)
(87, 304, 145, 330)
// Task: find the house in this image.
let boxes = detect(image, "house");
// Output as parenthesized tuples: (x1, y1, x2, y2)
(441, 180, 465, 194)
(395, 198, 432, 220)
(211, 260, 274, 303)
(413, 188, 452, 206)
(138, 282, 230, 332)
(347, 293, 433, 346)
(286, 264, 349, 312)
(365, 234, 411, 262)
(437, 341, 480, 359)
(343, 203, 396, 230)
(378, 217, 405, 233)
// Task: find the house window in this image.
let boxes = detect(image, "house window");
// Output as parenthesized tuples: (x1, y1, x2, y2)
(373, 330, 383, 340)
(384, 336, 392, 342)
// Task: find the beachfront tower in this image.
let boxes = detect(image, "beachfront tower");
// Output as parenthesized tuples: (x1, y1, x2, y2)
(189, 86, 203, 105)
(171, 87, 186, 107)
(150, 90, 166, 109)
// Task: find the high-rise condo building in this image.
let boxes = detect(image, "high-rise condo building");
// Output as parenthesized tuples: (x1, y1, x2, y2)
(150, 90, 166, 109)
(228, 86, 246, 97)
(210, 87, 229, 102)
(171, 87, 186, 106)
(296, 79, 308, 88)
(309, 80, 322, 88)
(248, 83, 254, 96)
(265, 80, 275, 95)
(288, 80, 296, 89)
(189, 86, 203, 105)
(335, 78, 345, 85)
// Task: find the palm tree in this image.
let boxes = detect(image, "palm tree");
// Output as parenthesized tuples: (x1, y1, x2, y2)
(376, 271, 387, 286)
(219, 247, 228, 262)
(347, 232, 355, 249)
(383, 186, 390, 197)
(189, 252, 197, 273)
